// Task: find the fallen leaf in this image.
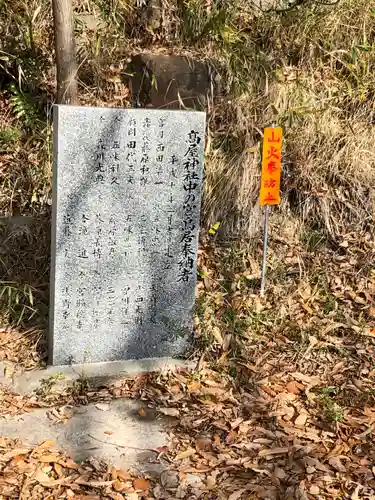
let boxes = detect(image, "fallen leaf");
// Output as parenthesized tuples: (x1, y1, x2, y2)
(228, 489, 248, 500)
(113, 479, 126, 492)
(258, 447, 289, 457)
(195, 436, 212, 452)
(116, 469, 133, 481)
(328, 457, 346, 472)
(175, 448, 196, 460)
(231, 418, 244, 429)
(133, 477, 149, 491)
(201, 386, 227, 399)
(364, 407, 375, 424)
(10, 455, 25, 467)
(170, 384, 181, 394)
(217, 332, 229, 350)
(61, 459, 80, 469)
(2, 448, 30, 460)
(351, 485, 362, 500)
(295, 413, 308, 427)
(37, 440, 56, 450)
(34, 469, 52, 484)
(290, 372, 320, 386)
(309, 485, 320, 495)
(286, 381, 303, 394)
(187, 380, 202, 392)
(206, 474, 216, 489)
(75, 479, 114, 487)
(274, 467, 287, 479)
(212, 326, 224, 344)
(138, 407, 146, 417)
(124, 493, 138, 500)
(54, 462, 63, 476)
(39, 454, 61, 463)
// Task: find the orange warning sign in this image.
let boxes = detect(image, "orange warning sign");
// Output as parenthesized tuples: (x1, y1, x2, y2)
(260, 127, 282, 206)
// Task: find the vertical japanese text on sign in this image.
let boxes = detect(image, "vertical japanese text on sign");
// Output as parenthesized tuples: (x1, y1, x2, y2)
(260, 127, 282, 206)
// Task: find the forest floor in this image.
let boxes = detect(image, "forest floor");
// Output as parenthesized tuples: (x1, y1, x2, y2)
(1, 234, 375, 499)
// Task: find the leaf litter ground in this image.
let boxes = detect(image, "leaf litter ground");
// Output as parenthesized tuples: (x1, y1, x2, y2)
(1, 232, 375, 499)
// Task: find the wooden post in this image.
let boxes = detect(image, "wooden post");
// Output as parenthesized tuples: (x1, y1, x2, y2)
(52, 0, 78, 105)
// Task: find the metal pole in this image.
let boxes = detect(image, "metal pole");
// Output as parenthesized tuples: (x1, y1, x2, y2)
(260, 205, 270, 297)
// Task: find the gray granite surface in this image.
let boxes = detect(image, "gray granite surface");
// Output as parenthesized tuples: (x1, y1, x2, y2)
(50, 105, 205, 365)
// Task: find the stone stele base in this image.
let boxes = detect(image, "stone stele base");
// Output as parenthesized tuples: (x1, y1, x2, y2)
(10, 357, 190, 395)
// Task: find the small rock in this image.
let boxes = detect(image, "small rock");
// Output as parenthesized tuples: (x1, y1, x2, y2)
(158, 407, 180, 417)
(95, 403, 110, 411)
(129, 54, 221, 110)
(160, 470, 179, 489)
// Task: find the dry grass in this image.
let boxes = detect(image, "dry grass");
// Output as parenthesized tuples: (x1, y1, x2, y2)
(201, 0, 375, 237)
(1, 0, 374, 238)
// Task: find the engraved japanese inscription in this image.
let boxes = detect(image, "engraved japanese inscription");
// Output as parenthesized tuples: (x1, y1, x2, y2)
(50, 106, 205, 365)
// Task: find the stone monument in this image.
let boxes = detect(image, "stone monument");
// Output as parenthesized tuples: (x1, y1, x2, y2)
(50, 105, 205, 365)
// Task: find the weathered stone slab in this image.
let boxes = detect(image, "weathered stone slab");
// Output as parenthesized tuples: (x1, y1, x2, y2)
(50, 105, 205, 365)
(129, 54, 220, 109)
(0, 399, 169, 476)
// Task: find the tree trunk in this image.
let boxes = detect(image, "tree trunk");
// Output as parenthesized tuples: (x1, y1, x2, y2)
(52, 0, 79, 105)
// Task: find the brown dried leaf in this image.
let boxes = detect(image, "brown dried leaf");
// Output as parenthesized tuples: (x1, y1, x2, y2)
(206, 474, 216, 489)
(37, 440, 56, 450)
(54, 462, 63, 477)
(328, 456, 346, 472)
(295, 413, 308, 427)
(75, 479, 114, 487)
(231, 418, 244, 429)
(187, 380, 202, 392)
(175, 448, 196, 460)
(10, 455, 26, 467)
(62, 459, 80, 469)
(286, 381, 303, 394)
(34, 469, 52, 484)
(228, 489, 248, 500)
(39, 454, 61, 463)
(258, 447, 289, 458)
(113, 479, 126, 492)
(1, 448, 30, 460)
(309, 485, 320, 495)
(133, 477, 149, 491)
(124, 493, 138, 500)
(212, 326, 224, 345)
(195, 436, 212, 452)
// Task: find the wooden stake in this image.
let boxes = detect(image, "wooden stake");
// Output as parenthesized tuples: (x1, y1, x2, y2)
(52, 0, 79, 105)
(260, 205, 270, 297)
